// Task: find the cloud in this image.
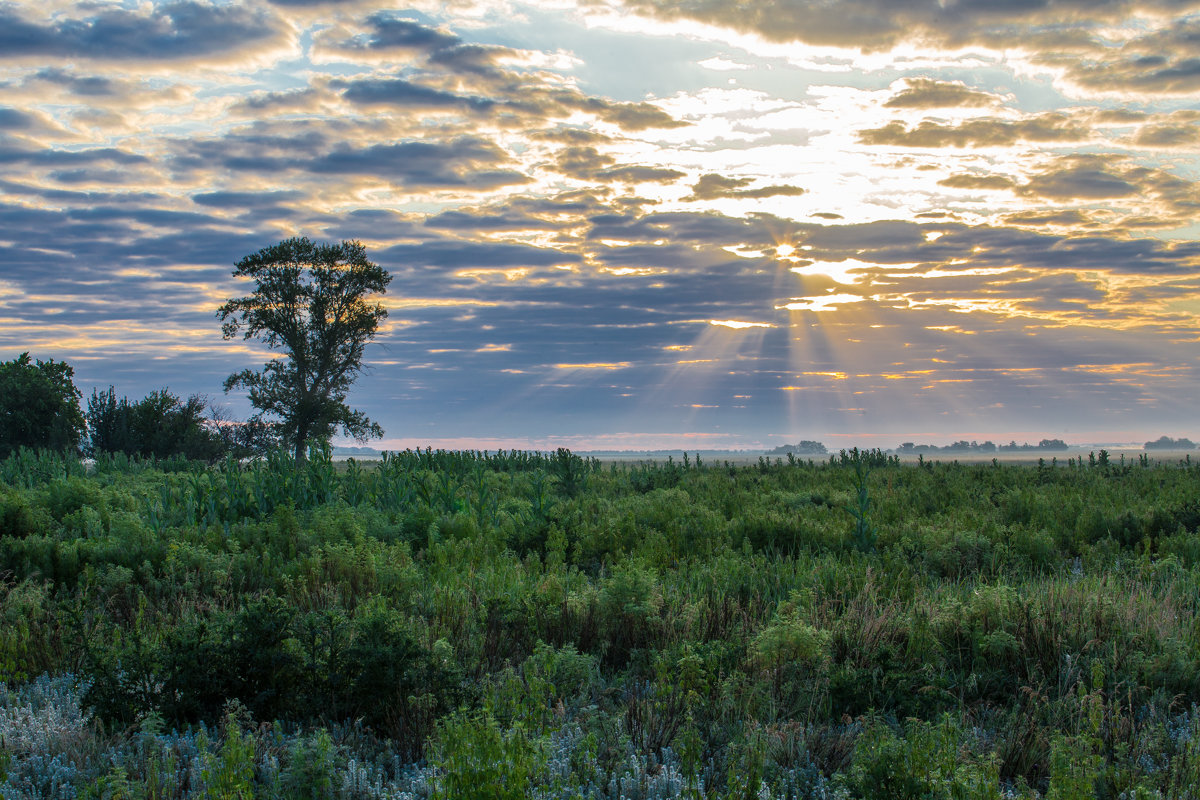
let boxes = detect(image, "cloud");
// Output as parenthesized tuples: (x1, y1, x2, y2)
(1046, 19, 1200, 96)
(588, 100, 687, 131)
(1020, 163, 1139, 200)
(380, 240, 581, 270)
(883, 78, 1000, 109)
(232, 89, 322, 114)
(1017, 155, 1200, 222)
(1132, 121, 1200, 148)
(0, 108, 36, 130)
(546, 146, 684, 184)
(685, 173, 806, 201)
(330, 14, 463, 55)
(0, 1, 285, 62)
(336, 77, 496, 111)
(938, 174, 1018, 191)
(30, 68, 118, 97)
(858, 113, 1092, 148)
(311, 140, 532, 189)
(1001, 209, 1098, 227)
(192, 190, 306, 208)
(613, 0, 1200, 60)
(174, 131, 531, 191)
(3, 1, 1200, 444)
(0, 146, 148, 168)
(933, 153, 1200, 229)
(597, 165, 687, 184)
(315, 16, 683, 133)
(615, 0, 1200, 106)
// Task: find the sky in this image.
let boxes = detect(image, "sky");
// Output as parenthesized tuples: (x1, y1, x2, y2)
(2, 0, 1199, 451)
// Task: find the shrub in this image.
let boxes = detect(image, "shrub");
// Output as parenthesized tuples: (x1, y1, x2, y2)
(431, 711, 545, 800)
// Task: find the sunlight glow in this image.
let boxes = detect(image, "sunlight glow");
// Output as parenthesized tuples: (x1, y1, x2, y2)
(778, 294, 867, 312)
(790, 260, 874, 285)
(553, 362, 631, 370)
(709, 319, 774, 329)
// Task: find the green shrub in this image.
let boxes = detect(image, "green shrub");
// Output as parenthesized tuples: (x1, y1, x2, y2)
(431, 711, 545, 800)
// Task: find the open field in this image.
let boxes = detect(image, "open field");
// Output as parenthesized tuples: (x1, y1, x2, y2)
(3, 446, 1200, 798)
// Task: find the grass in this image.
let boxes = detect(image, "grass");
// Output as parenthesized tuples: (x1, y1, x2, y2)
(1, 445, 1199, 797)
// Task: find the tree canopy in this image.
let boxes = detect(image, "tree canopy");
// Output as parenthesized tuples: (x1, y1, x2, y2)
(217, 237, 391, 462)
(0, 352, 85, 458)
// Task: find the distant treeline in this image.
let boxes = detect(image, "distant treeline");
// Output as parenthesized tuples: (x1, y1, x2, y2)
(1145, 435, 1196, 450)
(896, 439, 1069, 454)
(766, 440, 828, 455)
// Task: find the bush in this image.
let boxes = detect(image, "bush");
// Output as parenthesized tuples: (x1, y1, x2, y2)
(431, 711, 545, 800)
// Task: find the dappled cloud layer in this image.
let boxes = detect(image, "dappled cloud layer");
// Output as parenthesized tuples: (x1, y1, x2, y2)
(1, 0, 1199, 446)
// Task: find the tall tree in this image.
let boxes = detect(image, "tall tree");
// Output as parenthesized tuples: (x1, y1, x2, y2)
(0, 352, 85, 457)
(217, 238, 391, 462)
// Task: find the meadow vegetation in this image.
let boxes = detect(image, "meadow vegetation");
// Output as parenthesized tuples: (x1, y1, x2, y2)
(2, 446, 1199, 798)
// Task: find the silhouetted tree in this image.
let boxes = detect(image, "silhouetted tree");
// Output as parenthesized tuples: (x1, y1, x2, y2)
(0, 352, 85, 457)
(217, 238, 391, 463)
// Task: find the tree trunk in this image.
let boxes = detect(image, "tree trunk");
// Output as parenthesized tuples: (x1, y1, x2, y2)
(294, 424, 308, 465)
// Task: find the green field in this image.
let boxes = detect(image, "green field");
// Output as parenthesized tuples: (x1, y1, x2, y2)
(2, 446, 1200, 798)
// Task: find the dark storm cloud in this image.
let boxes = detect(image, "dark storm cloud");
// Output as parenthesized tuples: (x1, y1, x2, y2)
(685, 173, 806, 201)
(883, 79, 1000, 109)
(858, 113, 1092, 148)
(0, 1, 283, 61)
